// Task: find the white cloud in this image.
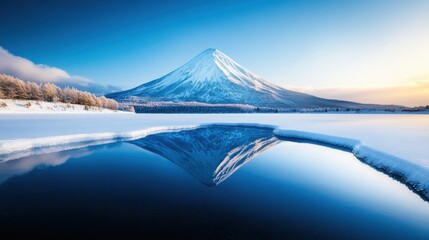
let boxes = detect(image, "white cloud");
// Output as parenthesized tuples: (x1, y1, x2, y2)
(0, 46, 120, 94)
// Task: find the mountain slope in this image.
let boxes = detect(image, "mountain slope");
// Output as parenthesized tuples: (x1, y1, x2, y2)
(107, 48, 399, 109)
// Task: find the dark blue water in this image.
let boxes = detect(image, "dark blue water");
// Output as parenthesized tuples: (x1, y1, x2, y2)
(0, 125, 428, 239)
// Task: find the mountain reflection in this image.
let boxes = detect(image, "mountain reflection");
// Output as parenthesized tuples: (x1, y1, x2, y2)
(130, 125, 280, 186)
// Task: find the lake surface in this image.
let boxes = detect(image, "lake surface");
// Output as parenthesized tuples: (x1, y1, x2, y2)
(0, 125, 428, 239)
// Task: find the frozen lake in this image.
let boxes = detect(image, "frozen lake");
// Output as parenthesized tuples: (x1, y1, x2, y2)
(0, 115, 428, 238)
(1, 114, 428, 167)
(0, 123, 428, 239)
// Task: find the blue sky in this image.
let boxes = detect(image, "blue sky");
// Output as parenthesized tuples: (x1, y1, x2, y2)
(0, 0, 428, 105)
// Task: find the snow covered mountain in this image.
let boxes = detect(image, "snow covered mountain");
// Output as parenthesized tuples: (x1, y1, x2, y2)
(107, 48, 397, 109)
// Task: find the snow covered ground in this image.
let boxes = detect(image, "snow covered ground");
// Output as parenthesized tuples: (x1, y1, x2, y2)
(0, 114, 428, 198)
(0, 99, 131, 114)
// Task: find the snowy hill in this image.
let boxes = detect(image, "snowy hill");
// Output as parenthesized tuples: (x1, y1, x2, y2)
(0, 99, 131, 114)
(106, 48, 402, 110)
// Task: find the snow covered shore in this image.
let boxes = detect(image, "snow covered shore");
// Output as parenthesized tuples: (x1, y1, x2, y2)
(0, 99, 131, 114)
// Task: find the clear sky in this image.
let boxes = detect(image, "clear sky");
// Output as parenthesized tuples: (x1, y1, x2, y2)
(0, 0, 428, 106)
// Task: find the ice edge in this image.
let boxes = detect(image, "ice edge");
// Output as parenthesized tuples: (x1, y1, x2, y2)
(273, 129, 429, 202)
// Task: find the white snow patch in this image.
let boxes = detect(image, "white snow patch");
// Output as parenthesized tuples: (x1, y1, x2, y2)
(0, 99, 131, 114)
(273, 129, 360, 149)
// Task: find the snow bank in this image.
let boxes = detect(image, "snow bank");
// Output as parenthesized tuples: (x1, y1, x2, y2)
(273, 129, 360, 149)
(0, 125, 199, 162)
(0, 99, 131, 114)
(274, 129, 429, 201)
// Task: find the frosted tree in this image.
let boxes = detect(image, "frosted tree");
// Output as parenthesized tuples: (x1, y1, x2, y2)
(95, 96, 102, 108)
(28, 82, 43, 100)
(98, 96, 109, 108)
(78, 92, 88, 106)
(16, 80, 30, 100)
(43, 83, 60, 102)
(63, 87, 78, 103)
(0, 73, 120, 109)
(0, 74, 18, 99)
(56, 87, 65, 103)
(89, 93, 100, 107)
(106, 98, 119, 110)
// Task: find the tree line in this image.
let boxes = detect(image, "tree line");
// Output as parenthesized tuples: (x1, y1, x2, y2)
(0, 74, 119, 110)
(133, 104, 279, 113)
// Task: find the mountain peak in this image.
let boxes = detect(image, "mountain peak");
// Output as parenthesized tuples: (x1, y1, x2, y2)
(178, 48, 273, 89)
(188, 48, 258, 79)
(202, 48, 220, 54)
(193, 48, 223, 62)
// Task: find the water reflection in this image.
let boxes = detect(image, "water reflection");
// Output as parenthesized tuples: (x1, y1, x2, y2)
(0, 125, 429, 239)
(0, 125, 280, 187)
(130, 125, 280, 186)
(0, 148, 93, 184)
(276, 135, 429, 203)
(0, 124, 427, 204)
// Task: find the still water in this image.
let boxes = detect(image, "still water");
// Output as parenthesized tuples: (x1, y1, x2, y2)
(0, 125, 428, 239)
